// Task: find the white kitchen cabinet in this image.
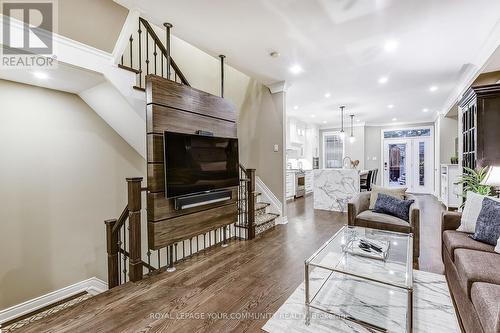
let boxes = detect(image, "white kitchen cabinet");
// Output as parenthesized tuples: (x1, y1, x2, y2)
(305, 170, 314, 194)
(440, 164, 460, 209)
(286, 171, 295, 199)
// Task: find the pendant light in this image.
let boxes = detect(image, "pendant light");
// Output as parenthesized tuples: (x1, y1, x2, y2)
(349, 114, 356, 143)
(339, 105, 345, 132)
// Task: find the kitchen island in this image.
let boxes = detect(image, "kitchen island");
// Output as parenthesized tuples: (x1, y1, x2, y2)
(313, 169, 360, 212)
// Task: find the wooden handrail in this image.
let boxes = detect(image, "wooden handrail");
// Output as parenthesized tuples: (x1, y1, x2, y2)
(105, 177, 144, 289)
(111, 205, 129, 235)
(139, 18, 190, 86)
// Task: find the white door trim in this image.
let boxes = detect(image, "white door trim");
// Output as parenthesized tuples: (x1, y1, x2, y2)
(380, 126, 434, 193)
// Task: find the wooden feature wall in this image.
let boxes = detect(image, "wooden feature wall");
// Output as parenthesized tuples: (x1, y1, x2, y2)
(145, 75, 238, 250)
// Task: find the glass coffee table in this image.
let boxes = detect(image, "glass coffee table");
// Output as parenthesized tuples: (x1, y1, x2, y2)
(305, 225, 413, 332)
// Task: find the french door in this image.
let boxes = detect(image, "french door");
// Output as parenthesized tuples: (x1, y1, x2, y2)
(383, 134, 433, 194)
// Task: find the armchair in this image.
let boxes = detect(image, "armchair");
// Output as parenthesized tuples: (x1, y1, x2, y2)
(347, 191, 420, 264)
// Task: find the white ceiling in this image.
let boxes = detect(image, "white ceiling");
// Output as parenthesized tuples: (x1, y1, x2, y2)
(0, 61, 105, 94)
(117, 0, 500, 126)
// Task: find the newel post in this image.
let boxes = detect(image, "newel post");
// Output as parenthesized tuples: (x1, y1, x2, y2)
(247, 169, 256, 240)
(105, 219, 119, 288)
(127, 177, 143, 282)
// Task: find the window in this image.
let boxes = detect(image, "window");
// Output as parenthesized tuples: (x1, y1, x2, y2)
(383, 128, 431, 139)
(323, 132, 344, 168)
(419, 141, 425, 186)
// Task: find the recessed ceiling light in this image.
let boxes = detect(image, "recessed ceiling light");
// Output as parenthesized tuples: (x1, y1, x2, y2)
(293, 105, 299, 110)
(429, 85, 438, 92)
(392, 117, 397, 121)
(387, 104, 394, 109)
(33, 71, 48, 79)
(422, 108, 429, 112)
(322, 121, 327, 124)
(324, 92, 331, 98)
(310, 115, 316, 118)
(356, 119, 360, 122)
(289, 64, 303, 75)
(384, 39, 399, 52)
(378, 76, 388, 84)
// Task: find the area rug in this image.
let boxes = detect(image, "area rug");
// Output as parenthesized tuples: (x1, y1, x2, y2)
(262, 269, 459, 333)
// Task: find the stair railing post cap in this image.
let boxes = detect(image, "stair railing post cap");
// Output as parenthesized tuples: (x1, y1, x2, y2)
(163, 22, 173, 28)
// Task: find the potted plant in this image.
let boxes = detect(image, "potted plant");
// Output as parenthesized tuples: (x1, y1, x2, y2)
(450, 155, 459, 164)
(457, 166, 492, 207)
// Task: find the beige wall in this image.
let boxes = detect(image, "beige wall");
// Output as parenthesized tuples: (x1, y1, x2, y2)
(0, 80, 145, 309)
(58, 0, 128, 52)
(237, 80, 285, 204)
(439, 116, 459, 163)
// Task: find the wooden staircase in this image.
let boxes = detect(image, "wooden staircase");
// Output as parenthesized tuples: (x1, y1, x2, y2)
(104, 18, 279, 290)
(118, 17, 190, 91)
(253, 194, 280, 235)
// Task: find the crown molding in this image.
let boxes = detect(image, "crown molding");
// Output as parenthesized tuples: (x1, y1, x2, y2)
(266, 81, 288, 93)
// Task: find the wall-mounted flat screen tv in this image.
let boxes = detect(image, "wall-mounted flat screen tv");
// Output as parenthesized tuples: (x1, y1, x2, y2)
(164, 131, 239, 198)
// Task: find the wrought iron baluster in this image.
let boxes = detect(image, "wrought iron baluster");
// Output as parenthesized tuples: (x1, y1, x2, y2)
(145, 33, 150, 76)
(153, 43, 157, 75)
(167, 245, 175, 272)
(129, 36, 133, 69)
(123, 220, 127, 282)
(117, 232, 122, 285)
(138, 19, 142, 88)
(161, 54, 164, 77)
(174, 244, 178, 263)
(147, 250, 151, 273)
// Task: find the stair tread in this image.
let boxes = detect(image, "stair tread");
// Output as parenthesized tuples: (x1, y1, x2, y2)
(118, 64, 141, 74)
(255, 202, 270, 211)
(255, 213, 279, 226)
(133, 85, 146, 92)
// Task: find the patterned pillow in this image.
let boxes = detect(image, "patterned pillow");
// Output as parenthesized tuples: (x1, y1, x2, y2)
(373, 193, 415, 222)
(458, 191, 500, 233)
(472, 198, 500, 246)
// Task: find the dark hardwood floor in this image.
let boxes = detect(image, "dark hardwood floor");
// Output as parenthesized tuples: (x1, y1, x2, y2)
(17, 194, 444, 333)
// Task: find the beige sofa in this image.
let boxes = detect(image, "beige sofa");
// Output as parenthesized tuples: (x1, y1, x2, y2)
(347, 191, 420, 264)
(442, 211, 500, 333)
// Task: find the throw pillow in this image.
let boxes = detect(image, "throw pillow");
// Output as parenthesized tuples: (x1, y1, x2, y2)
(458, 191, 500, 233)
(373, 193, 415, 222)
(369, 185, 407, 210)
(472, 198, 500, 246)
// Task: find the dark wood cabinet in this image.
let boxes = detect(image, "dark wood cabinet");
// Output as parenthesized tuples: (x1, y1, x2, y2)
(459, 83, 500, 171)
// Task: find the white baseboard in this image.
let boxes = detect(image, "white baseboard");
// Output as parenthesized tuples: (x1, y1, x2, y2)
(0, 277, 107, 325)
(255, 177, 287, 224)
